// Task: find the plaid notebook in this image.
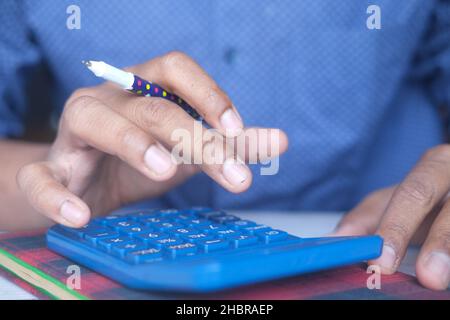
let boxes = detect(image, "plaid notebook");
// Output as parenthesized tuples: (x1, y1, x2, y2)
(0, 231, 448, 300)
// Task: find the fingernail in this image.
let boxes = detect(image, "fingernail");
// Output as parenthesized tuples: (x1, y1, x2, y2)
(144, 145, 173, 175)
(60, 201, 85, 225)
(375, 245, 397, 272)
(424, 251, 450, 288)
(220, 109, 243, 136)
(223, 159, 248, 186)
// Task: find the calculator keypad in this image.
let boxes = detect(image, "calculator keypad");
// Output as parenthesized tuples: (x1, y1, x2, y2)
(60, 208, 295, 264)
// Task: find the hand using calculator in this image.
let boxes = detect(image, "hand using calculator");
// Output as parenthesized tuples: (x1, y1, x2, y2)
(16, 52, 287, 229)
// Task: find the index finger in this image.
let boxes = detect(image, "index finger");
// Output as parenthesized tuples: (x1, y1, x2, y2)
(370, 146, 450, 273)
(131, 51, 244, 137)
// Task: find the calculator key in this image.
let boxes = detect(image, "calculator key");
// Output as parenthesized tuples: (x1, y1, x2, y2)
(210, 215, 241, 224)
(228, 235, 259, 248)
(225, 220, 257, 229)
(135, 232, 168, 242)
(126, 247, 163, 263)
(186, 207, 213, 214)
(106, 220, 139, 229)
(127, 209, 158, 220)
(215, 229, 241, 238)
(197, 239, 230, 253)
(93, 215, 128, 225)
(152, 237, 184, 246)
(98, 236, 134, 251)
(170, 213, 193, 221)
(150, 221, 184, 231)
(182, 232, 214, 242)
(172, 228, 197, 235)
(139, 216, 167, 225)
(201, 223, 228, 232)
(84, 229, 120, 244)
(181, 218, 210, 227)
(111, 242, 147, 257)
(60, 222, 100, 237)
(242, 224, 272, 235)
(256, 230, 288, 243)
(165, 243, 198, 257)
(118, 225, 152, 236)
(154, 209, 180, 217)
(197, 210, 226, 218)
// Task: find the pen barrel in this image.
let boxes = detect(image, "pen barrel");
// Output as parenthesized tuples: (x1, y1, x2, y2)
(130, 75, 202, 121)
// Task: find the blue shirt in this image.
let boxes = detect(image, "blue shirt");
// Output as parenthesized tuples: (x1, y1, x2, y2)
(1, 0, 450, 211)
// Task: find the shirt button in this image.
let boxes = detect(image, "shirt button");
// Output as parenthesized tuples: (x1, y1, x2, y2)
(223, 47, 237, 65)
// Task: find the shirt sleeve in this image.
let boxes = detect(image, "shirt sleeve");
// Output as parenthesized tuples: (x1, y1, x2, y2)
(411, 0, 450, 122)
(0, 0, 42, 138)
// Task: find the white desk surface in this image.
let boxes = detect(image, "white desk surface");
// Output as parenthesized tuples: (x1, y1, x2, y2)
(0, 211, 420, 300)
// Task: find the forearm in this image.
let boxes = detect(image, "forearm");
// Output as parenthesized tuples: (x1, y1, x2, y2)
(0, 140, 52, 231)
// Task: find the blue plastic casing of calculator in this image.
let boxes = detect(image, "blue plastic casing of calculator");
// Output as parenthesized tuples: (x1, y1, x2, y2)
(47, 207, 383, 292)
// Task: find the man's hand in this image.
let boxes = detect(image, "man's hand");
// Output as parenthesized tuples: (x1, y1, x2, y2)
(334, 145, 450, 290)
(16, 52, 288, 229)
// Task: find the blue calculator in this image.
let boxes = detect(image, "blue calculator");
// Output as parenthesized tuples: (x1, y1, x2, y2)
(47, 207, 383, 292)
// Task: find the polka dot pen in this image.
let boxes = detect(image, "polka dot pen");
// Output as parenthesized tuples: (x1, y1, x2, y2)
(82, 60, 202, 121)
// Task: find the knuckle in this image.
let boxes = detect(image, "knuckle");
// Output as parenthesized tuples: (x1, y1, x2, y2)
(63, 96, 97, 131)
(31, 180, 53, 204)
(16, 163, 37, 187)
(425, 145, 450, 159)
(116, 125, 144, 149)
(396, 177, 436, 208)
(162, 51, 190, 69)
(133, 98, 171, 128)
(204, 86, 231, 117)
(70, 87, 95, 100)
(384, 221, 410, 239)
(429, 221, 450, 251)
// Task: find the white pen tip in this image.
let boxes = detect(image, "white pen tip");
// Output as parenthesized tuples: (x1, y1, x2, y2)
(81, 60, 92, 67)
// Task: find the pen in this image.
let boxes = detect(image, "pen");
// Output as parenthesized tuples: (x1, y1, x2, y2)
(81, 60, 202, 121)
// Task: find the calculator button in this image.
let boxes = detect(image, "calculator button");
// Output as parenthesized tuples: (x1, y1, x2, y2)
(98, 236, 134, 251)
(182, 232, 214, 242)
(84, 229, 120, 244)
(111, 242, 147, 257)
(165, 243, 198, 257)
(228, 235, 259, 248)
(197, 210, 226, 218)
(242, 224, 272, 235)
(106, 220, 139, 229)
(172, 228, 197, 235)
(225, 220, 257, 229)
(154, 209, 180, 217)
(215, 229, 241, 238)
(60, 222, 99, 237)
(181, 218, 210, 227)
(150, 221, 184, 231)
(210, 215, 241, 224)
(127, 209, 158, 220)
(186, 207, 213, 214)
(170, 213, 193, 221)
(117, 225, 152, 237)
(256, 230, 288, 243)
(135, 232, 169, 243)
(93, 215, 128, 225)
(197, 239, 230, 253)
(152, 237, 183, 246)
(201, 223, 228, 232)
(126, 247, 163, 263)
(139, 216, 167, 224)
